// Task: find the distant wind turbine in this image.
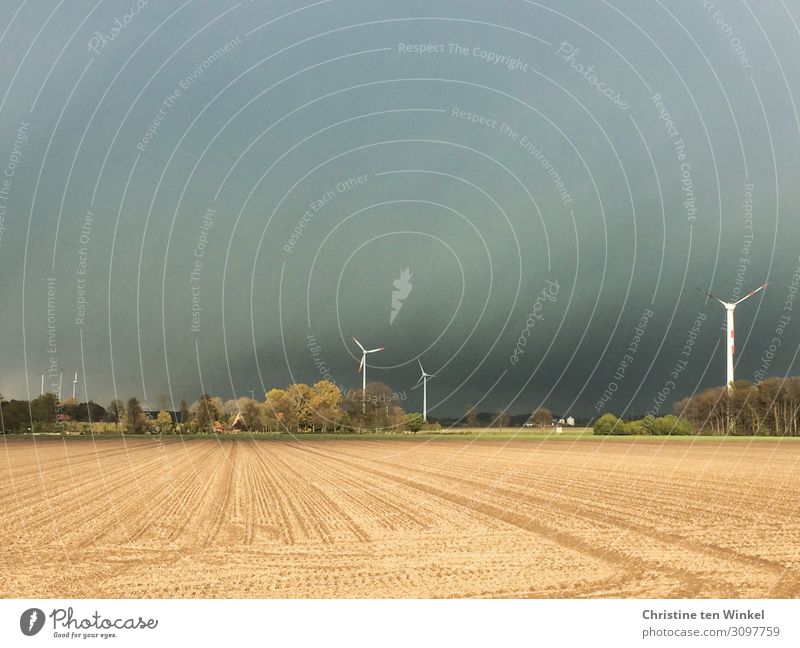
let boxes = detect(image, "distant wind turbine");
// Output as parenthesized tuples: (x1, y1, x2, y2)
(352, 337, 384, 402)
(412, 359, 437, 421)
(698, 282, 767, 390)
(72, 372, 78, 400)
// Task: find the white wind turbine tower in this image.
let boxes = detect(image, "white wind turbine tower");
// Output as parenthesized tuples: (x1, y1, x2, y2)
(699, 282, 767, 390)
(72, 372, 78, 400)
(352, 337, 384, 402)
(412, 359, 437, 422)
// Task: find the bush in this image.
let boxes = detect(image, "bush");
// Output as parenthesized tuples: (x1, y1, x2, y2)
(405, 413, 424, 433)
(673, 417, 694, 435)
(651, 414, 693, 435)
(640, 414, 656, 435)
(624, 419, 644, 435)
(594, 413, 624, 435)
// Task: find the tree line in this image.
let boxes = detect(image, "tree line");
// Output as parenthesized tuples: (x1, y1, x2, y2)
(674, 377, 800, 436)
(594, 377, 800, 436)
(0, 380, 434, 435)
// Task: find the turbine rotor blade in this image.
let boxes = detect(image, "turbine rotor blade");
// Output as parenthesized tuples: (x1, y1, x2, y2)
(695, 286, 727, 306)
(358, 355, 365, 373)
(734, 282, 768, 305)
(352, 337, 366, 352)
(366, 347, 384, 353)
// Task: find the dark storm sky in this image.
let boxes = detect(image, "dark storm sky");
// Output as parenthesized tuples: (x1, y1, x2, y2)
(1, 0, 799, 418)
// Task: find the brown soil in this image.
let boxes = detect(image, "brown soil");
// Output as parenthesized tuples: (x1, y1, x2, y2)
(2, 436, 799, 598)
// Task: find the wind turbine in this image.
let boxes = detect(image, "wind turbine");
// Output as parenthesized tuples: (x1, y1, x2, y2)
(352, 337, 384, 401)
(72, 372, 78, 400)
(412, 359, 437, 421)
(698, 282, 767, 390)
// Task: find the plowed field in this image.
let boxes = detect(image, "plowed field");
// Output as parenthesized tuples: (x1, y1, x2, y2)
(2, 437, 799, 598)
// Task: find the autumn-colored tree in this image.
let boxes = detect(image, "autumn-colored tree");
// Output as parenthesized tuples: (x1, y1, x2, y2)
(287, 383, 316, 430)
(310, 380, 342, 432)
(265, 388, 297, 432)
(155, 410, 174, 434)
(342, 382, 404, 431)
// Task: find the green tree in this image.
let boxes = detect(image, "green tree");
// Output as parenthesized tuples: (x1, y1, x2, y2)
(31, 393, 57, 424)
(209, 396, 226, 424)
(125, 397, 148, 434)
(241, 398, 264, 431)
(4, 400, 31, 432)
(107, 399, 125, 431)
(60, 397, 79, 421)
(405, 412, 424, 433)
(75, 401, 106, 423)
(191, 394, 221, 432)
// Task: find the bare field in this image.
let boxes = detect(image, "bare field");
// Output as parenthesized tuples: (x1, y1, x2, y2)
(2, 436, 800, 598)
